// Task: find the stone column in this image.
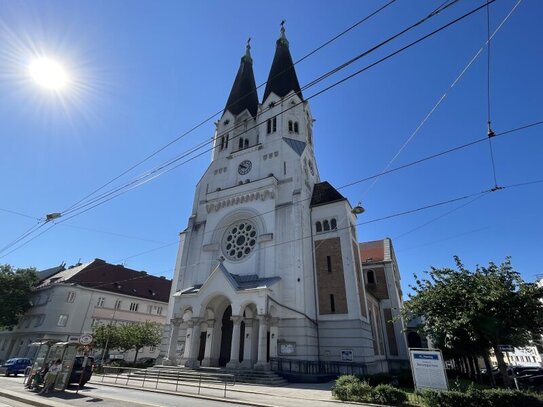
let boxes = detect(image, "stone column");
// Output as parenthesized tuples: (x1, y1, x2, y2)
(163, 318, 181, 365)
(201, 319, 215, 367)
(254, 315, 270, 370)
(269, 317, 279, 359)
(241, 319, 254, 368)
(185, 318, 201, 367)
(226, 316, 242, 369)
(181, 320, 194, 361)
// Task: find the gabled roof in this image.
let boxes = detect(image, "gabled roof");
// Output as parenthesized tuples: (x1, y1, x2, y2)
(262, 27, 303, 103)
(38, 259, 172, 302)
(224, 43, 259, 117)
(37, 264, 66, 282)
(176, 262, 280, 296)
(359, 240, 385, 263)
(310, 181, 346, 207)
(283, 137, 306, 156)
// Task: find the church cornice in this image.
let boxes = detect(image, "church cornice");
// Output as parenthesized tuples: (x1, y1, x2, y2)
(205, 187, 276, 214)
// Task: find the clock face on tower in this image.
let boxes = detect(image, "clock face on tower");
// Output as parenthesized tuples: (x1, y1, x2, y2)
(238, 160, 252, 175)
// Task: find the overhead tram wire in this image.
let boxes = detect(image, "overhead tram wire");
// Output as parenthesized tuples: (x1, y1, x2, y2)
(1, 113, 541, 260)
(18, 176, 543, 297)
(59, 0, 484, 221)
(0, 1, 503, 258)
(55, 118, 543, 254)
(61, 0, 399, 216)
(60, 0, 461, 218)
(361, 0, 523, 196)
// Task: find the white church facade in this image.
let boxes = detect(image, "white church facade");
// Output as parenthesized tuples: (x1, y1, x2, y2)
(159, 27, 407, 375)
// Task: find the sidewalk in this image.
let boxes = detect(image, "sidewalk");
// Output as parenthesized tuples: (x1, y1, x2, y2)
(0, 375, 365, 407)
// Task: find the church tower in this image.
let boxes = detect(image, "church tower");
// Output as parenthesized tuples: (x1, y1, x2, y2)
(161, 26, 383, 374)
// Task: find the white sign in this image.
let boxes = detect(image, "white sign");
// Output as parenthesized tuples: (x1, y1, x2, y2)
(409, 349, 449, 391)
(79, 334, 93, 346)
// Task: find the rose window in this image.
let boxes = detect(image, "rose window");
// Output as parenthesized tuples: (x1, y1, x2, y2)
(222, 220, 258, 261)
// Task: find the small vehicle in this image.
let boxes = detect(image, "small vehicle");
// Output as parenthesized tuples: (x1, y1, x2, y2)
(0, 358, 32, 376)
(68, 356, 94, 386)
(136, 357, 156, 367)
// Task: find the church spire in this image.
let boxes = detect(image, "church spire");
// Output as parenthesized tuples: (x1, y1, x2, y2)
(224, 38, 259, 118)
(262, 22, 303, 103)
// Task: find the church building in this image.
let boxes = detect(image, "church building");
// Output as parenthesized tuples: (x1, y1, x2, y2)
(159, 26, 407, 375)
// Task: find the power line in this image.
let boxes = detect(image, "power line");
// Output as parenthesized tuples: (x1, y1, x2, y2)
(61, 0, 399, 216)
(58, 0, 478, 220)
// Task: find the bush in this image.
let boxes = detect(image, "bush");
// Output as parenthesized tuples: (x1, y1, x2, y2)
(418, 387, 543, 407)
(396, 370, 414, 389)
(356, 372, 392, 386)
(371, 384, 408, 406)
(332, 375, 373, 402)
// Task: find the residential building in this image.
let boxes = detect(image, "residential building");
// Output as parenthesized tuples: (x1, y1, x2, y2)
(159, 26, 408, 374)
(0, 259, 171, 363)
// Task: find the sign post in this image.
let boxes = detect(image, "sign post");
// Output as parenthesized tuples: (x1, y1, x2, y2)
(409, 348, 449, 391)
(76, 334, 93, 394)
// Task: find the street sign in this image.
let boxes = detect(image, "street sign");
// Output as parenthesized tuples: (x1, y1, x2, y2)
(498, 345, 514, 353)
(79, 334, 93, 346)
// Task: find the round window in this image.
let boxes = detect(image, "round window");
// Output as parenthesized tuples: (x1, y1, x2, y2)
(222, 220, 258, 261)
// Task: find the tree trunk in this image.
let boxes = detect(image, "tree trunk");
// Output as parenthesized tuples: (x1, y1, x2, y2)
(493, 345, 510, 387)
(134, 348, 140, 364)
(467, 356, 475, 380)
(483, 352, 496, 387)
(471, 356, 482, 383)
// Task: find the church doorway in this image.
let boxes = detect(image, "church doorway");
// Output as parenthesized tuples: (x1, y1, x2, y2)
(219, 305, 233, 366)
(197, 331, 206, 364)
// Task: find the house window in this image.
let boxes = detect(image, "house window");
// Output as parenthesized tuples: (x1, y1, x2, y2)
(326, 256, 332, 273)
(97, 297, 105, 307)
(294, 122, 299, 133)
(129, 302, 139, 312)
(323, 220, 330, 231)
(330, 294, 336, 313)
(57, 314, 68, 327)
(114, 300, 122, 310)
(288, 120, 293, 132)
(331, 219, 337, 230)
(367, 270, 376, 284)
(316, 221, 322, 233)
(156, 306, 163, 315)
(66, 291, 76, 303)
(149, 346, 155, 352)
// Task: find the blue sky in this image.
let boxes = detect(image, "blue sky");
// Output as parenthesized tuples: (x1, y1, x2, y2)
(1, 0, 541, 294)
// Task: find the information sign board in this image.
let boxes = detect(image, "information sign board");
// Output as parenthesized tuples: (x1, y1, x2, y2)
(409, 348, 449, 391)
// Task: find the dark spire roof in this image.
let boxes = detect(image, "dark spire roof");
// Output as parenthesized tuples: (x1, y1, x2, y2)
(310, 181, 346, 207)
(224, 39, 259, 117)
(263, 23, 303, 103)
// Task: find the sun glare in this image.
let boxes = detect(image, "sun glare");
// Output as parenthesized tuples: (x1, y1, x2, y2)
(29, 58, 69, 90)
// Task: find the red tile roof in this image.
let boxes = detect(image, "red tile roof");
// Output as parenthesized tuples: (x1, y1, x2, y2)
(359, 240, 385, 263)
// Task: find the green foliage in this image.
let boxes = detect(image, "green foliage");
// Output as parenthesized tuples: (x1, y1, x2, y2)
(403, 256, 543, 386)
(0, 264, 39, 328)
(417, 387, 543, 407)
(94, 321, 162, 363)
(371, 384, 408, 405)
(332, 375, 408, 405)
(356, 372, 392, 386)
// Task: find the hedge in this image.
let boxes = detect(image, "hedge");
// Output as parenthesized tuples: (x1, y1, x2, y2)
(332, 375, 407, 406)
(417, 387, 543, 407)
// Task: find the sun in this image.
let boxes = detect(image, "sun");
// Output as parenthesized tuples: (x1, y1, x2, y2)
(29, 58, 69, 90)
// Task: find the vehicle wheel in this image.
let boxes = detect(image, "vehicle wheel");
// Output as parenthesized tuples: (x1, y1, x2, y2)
(13, 373, 17, 377)
(4, 372, 9, 377)
(80, 381, 87, 387)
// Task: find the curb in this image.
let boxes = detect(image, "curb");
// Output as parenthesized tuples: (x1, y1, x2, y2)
(0, 388, 74, 407)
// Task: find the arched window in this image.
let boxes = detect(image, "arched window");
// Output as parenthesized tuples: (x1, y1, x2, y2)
(331, 218, 337, 230)
(323, 220, 330, 231)
(316, 221, 322, 233)
(288, 120, 293, 132)
(367, 270, 375, 284)
(294, 122, 299, 133)
(244, 139, 249, 148)
(239, 138, 244, 149)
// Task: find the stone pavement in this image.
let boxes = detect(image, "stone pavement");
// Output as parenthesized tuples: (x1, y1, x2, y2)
(0, 375, 367, 407)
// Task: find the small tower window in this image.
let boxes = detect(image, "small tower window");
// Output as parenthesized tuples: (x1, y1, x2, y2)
(331, 219, 337, 230)
(288, 120, 293, 132)
(267, 119, 272, 134)
(316, 221, 322, 233)
(323, 220, 330, 231)
(244, 138, 249, 148)
(239, 137, 244, 149)
(367, 270, 375, 284)
(326, 256, 332, 273)
(330, 294, 336, 313)
(294, 122, 299, 134)
(220, 136, 225, 151)
(272, 117, 277, 132)
(225, 133, 229, 149)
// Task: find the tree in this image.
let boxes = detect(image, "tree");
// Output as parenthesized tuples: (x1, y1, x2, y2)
(93, 321, 162, 364)
(0, 264, 39, 328)
(402, 257, 543, 387)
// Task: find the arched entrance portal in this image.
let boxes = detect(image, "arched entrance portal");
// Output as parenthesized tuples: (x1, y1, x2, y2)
(219, 305, 233, 366)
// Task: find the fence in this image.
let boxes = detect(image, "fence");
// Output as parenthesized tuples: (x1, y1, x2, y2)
(270, 357, 368, 376)
(96, 366, 235, 398)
